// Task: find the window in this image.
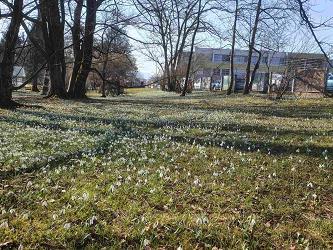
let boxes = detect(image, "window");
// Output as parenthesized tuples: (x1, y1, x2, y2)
(203, 68, 211, 77)
(213, 68, 221, 76)
(251, 56, 259, 64)
(280, 57, 286, 65)
(261, 57, 268, 64)
(222, 69, 230, 75)
(213, 54, 223, 63)
(271, 57, 281, 65)
(213, 54, 230, 63)
(235, 56, 247, 64)
(223, 55, 230, 62)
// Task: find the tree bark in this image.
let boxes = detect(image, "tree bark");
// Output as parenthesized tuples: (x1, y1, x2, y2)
(101, 54, 109, 98)
(227, 0, 239, 95)
(67, 0, 83, 97)
(0, 0, 23, 108)
(243, 0, 262, 95)
(249, 48, 262, 91)
(181, 0, 201, 96)
(39, 0, 67, 98)
(31, 77, 40, 92)
(72, 0, 98, 99)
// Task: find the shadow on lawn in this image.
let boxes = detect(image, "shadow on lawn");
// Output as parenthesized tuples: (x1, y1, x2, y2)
(12, 109, 333, 137)
(92, 98, 333, 120)
(1, 112, 331, 181)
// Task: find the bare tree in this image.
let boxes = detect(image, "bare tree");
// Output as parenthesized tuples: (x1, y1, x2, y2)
(0, 0, 24, 107)
(182, 0, 202, 96)
(39, 0, 67, 98)
(133, 0, 212, 92)
(226, 0, 239, 95)
(295, 0, 333, 68)
(243, 0, 262, 95)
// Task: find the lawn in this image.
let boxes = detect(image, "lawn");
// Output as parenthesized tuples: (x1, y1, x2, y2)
(1, 89, 332, 249)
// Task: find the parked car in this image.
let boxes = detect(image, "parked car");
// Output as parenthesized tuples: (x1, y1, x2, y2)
(327, 73, 333, 92)
(212, 82, 221, 90)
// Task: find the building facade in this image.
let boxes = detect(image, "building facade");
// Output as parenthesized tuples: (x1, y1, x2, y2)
(188, 47, 329, 94)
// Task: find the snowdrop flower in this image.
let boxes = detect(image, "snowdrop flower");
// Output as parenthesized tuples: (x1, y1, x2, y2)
(193, 177, 200, 186)
(82, 192, 89, 201)
(307, 182, 313, 188)
(22, 213, 29, 220)
(0, 220, 9, 228)
(63, 223, 71, 229)
(196, 215, 209, 225)
(88, 215, 98, 226)
(143, 239, 150, 247)
(109, 185, 116, 193)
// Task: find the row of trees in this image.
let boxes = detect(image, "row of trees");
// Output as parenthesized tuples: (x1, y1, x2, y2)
(0, 0, 332, 107)
(0, 0, 138, 107)
(135, 0, 332, 96)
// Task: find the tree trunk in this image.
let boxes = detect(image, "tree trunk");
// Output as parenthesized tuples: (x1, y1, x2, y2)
(182, 0, 202, 96)
(41, 69, 50, 95)
(67, 0, 83, 97)
(249, 49, 262, 91)
(100, 54, 109, 98)
(73, 0, 98, 99)
(39, 0, 67, 98)
(227, 0, 239, 95)
(0, 0, 23, 108)
(31, 77, 40, 92)
(243, 0, 262, 95)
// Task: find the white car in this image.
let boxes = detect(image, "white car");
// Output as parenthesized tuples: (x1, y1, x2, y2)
(212, 82, 222, 90)
(327, 73, 333, 92)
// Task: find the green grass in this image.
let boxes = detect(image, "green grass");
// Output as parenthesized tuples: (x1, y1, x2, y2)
(1, 89, 333, 249)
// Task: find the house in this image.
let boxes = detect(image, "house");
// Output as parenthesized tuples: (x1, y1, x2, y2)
(12, 66, 26, 87)
(181, 47, 329, 95)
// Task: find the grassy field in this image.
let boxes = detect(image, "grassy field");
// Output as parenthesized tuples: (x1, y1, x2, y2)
(1, 89, 333, 249)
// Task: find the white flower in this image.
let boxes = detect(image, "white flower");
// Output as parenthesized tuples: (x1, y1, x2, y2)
(109, 184, 116, 193)
(196, 215, 209, 224)
(307, 182, 313, 188)
(63, 223, 71, 229)
(0, 220, 9, 228)
(88, 215, 98, 226)
(82, 192, 89, 201)
(143, 239, 150, 247)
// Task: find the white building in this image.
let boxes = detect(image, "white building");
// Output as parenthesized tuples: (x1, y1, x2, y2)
(12, 66, 26, 87)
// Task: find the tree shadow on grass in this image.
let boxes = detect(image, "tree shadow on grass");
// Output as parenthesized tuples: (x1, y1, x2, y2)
(1, 118, 331, 181)
(12, 109, 333, 138)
